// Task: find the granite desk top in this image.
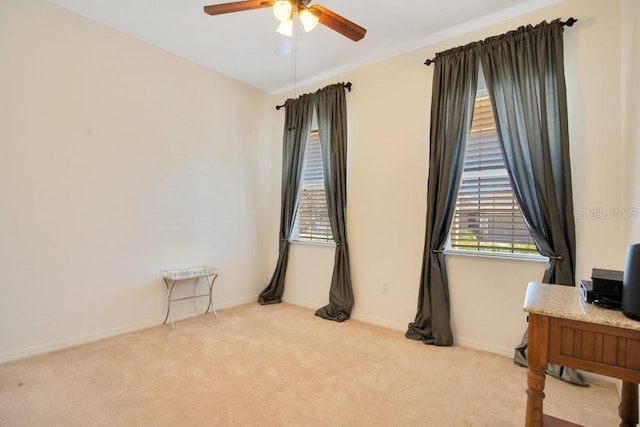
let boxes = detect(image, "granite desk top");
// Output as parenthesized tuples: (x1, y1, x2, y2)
(162, 266, 218, 280)
(523, 282, 640, 332)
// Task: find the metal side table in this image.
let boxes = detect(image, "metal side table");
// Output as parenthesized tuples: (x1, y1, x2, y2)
(162, 266, 219, 330)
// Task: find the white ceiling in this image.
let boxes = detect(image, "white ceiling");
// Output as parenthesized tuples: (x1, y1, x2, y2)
(47, 0, 563, 94)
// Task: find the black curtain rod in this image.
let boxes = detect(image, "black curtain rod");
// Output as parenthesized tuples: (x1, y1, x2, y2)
(275, 82, 352, 110)
(423, 17, 578, 66)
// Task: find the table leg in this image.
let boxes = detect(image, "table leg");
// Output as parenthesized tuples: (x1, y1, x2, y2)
(206, 274, 218, 319)
(526, 314, 550, 427)
(162, 279, 176, 330)
(619, 381, 639, 427)
(526, 366, 547, 426)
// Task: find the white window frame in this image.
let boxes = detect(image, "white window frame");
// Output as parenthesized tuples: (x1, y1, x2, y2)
(290, 130, 335, 245)
(447, 89, 542, 259)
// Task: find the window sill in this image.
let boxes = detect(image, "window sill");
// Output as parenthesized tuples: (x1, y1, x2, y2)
(289, 240, 336, 248)
(443, 249, 548, 263)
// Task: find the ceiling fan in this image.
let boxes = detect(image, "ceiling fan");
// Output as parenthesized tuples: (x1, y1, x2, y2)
(203, 0, 367, 42)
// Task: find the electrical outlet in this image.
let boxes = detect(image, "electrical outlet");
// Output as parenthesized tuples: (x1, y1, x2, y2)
(382, 282, 390, 294)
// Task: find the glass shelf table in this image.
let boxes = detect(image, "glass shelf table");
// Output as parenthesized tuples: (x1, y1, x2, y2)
(161, 266, 219, 330)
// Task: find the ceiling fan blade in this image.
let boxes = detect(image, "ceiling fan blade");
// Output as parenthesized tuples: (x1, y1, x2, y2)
(309, 5, 366, 42)
(204, 0, 272, 16)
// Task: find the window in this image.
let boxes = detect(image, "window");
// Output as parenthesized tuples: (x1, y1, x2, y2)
(449, 90, 538, 256)
(291, 130, 334, 243)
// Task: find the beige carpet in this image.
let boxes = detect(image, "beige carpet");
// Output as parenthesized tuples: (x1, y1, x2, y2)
(0, 303, 621, 426)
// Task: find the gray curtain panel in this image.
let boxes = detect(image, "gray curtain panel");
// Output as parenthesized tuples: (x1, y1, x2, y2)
(315, 83, 354, 322)
(258, 95, 315, 305)
(406, 46, 479, 346)
(480, 20, 585, 385)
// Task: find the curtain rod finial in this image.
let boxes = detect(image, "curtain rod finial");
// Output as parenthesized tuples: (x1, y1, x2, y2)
(563, 17, 578, 27)
(424, 58, 435, 66)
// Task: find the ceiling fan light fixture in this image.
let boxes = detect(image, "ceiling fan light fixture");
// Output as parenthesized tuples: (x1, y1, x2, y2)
(203, 1, 367, 43)
(276, 18, 294, 37)
(273, 1, 292, 22)
(299, 7, 320, 32)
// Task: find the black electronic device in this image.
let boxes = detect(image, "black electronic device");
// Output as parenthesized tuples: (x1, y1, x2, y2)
(579, 279, 596, 303)
(591, 268, 623, 303)
(622, 243, 640, 320)
(580, 277, 621, 309)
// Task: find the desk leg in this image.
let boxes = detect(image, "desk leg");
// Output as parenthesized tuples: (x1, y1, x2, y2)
(526, 314, 549, 427)
(205, 274, 218, 319)
(619, 381, 638, 427)
(163, 279, 176, 330)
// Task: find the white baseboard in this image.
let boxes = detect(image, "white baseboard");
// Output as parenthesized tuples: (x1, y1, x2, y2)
(581, 371, 618, 387)
(214, 295, 259, 310)
(0, 319, 157, 365)
(281, 297, 407, 331)
(282, 299, 520, 354)
(167, 294, 259, 322)
(0, 295, 259, 365)
(281, 296, 321, 311)
(454, 336, 516, 359)
(349, 312, 407, 332)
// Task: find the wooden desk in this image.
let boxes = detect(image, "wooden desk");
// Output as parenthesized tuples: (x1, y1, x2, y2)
(523, 282, 640, 426)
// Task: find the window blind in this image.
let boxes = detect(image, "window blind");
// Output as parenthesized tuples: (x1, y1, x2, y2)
(450, 95, 538, 255)
(291, 131, 334, 243)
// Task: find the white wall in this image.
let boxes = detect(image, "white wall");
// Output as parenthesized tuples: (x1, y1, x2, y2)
(622, 0, 640, 244)
(0, 0, 272, 362)
(2, 0, 634, 364)
(270, 0, 632, 357)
